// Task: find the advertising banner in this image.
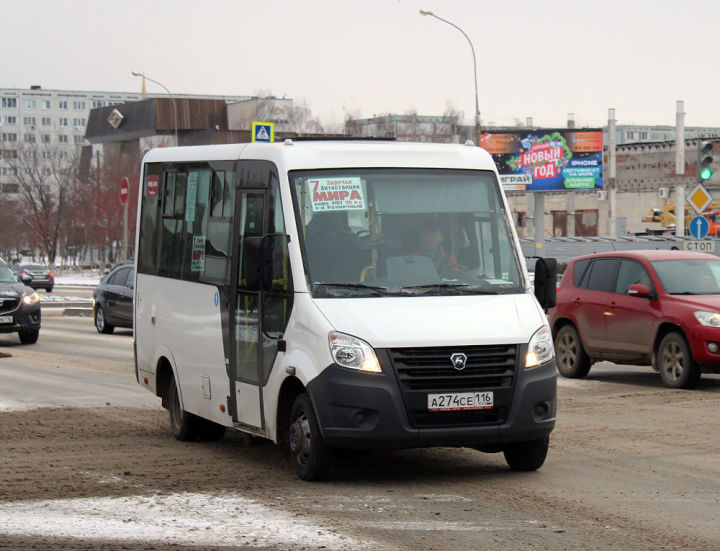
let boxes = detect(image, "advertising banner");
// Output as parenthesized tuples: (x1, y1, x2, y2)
(480, 129, 603, 192)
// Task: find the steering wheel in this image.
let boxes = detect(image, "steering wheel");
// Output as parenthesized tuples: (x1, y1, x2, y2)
(441, 264, 469, 275)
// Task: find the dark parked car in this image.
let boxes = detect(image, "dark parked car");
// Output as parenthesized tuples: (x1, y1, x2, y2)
(93, 262, 134, 334)
(0, 259, 41, 344)
(548, 250, 720, 389)
(11, 263, 54, 292)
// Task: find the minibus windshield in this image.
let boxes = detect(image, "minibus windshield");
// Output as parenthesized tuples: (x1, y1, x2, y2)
(290, 168, 523, 297)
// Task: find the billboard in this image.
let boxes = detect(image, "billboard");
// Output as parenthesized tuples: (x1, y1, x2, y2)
(479, 129, 603, 192)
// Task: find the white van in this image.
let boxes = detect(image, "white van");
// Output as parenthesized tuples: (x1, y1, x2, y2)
(134, 140, 557, 480)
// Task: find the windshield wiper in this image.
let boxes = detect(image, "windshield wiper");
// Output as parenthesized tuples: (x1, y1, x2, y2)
(400, 283, 505, 295)
(401, 283, 469, 290)
(313, 282, 390, 296)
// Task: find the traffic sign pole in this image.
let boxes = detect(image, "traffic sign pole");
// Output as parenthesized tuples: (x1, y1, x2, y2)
(120, 177, 129, 262)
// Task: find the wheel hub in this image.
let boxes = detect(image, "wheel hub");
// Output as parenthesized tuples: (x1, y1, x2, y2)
(289, 416, 310, 460)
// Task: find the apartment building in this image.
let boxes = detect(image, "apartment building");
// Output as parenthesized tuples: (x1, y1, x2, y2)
(0, 86, 248, 194)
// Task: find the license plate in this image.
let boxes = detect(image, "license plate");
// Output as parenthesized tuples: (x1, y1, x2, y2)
(0, 316, 12, 324)
(428, 391, 494, 412)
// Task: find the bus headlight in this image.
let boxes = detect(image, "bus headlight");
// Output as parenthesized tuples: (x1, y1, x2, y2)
(22, 291, 40, 306)
(525, 325, 554, 368)
(329, 331, 381, 373)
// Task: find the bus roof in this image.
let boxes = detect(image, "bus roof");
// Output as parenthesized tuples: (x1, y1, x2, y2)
(141, 140, 498, 172)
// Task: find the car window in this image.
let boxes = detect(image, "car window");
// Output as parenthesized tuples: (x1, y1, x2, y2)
(0, 264, 16, 283)
(125, 268, 135, 288)
(108, 267, 130, 286)
(586, 258, 619, 292)
(652, 258, 720, 295)
(572, 258, 591, 287)
(615, 260, 653, 295)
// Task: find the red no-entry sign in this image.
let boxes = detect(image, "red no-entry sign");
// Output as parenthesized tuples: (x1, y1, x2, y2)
(119, 177, 129, 205)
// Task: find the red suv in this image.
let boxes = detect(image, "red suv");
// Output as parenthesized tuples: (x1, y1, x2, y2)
(548, 250, 720, 389)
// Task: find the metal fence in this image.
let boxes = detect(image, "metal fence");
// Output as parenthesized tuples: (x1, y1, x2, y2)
(521, 236, 719, 271)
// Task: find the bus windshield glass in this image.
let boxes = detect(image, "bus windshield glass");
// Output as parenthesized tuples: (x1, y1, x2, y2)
(290, 168, 523, 297)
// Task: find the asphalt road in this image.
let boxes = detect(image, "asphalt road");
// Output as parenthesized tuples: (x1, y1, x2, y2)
(1, 313, 720, 550)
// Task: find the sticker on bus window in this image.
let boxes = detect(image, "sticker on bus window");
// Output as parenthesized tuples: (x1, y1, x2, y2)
(308, 177, 365, 212)
(191, 235, 206, 272)
(147, 175, 158, 197)
(185, 172, 198, 222)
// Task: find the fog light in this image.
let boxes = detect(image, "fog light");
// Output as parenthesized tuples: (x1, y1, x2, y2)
(708, 342, 719, 354)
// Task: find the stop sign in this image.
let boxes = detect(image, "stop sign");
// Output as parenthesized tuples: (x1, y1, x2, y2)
(119, 177, 129, 205)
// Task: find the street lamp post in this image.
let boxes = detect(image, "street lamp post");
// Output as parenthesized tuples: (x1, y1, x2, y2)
(419, 9, 480, 144)
(131, 71, 179, 145)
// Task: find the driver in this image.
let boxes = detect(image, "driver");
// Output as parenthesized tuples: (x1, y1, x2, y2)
(409, 221, 459, 274)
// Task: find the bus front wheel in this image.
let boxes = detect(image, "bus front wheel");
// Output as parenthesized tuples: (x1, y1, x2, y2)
(289, 393, 333, 481)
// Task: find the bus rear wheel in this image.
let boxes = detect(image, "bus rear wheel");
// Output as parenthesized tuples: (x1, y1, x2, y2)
(289, 393, 333, 481)
(168, 377, 200, 441)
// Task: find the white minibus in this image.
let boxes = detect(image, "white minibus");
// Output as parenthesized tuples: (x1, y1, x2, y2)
(134, 140, 557, 480)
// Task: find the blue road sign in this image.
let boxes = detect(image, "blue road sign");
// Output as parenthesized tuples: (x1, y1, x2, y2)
(689, 215, 710, 239)
(252, 121, 274, 143)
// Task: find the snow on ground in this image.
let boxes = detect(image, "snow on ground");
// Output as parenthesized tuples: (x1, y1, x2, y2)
(0, 492, 374, 550)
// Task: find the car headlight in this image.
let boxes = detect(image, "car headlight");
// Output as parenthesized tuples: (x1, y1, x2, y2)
(22, 291, 40, 305)
(329, 331, 381, 373)
(525, 325, 554, 368)
(694, 311, 720, 327)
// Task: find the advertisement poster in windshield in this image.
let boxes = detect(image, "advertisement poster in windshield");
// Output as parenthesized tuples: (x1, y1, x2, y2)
(480, 129, 603, 192)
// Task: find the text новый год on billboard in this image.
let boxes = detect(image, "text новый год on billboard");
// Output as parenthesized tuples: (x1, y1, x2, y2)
(480, 129, 603, 192)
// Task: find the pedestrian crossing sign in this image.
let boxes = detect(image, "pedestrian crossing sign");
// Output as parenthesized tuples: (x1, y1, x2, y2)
(252, 121, 274, 143)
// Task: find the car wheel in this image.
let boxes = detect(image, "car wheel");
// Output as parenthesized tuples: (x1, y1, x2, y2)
(18, 329, 39, 345)
(503, 436, 549, 471)
(289, 393, 333, 481)
(168, 376, 200, 441)
(46, 286, 53, 293)
(554, 325, 591, 378)
(658, 332, 701, 389)
(94, 306, 114, 334)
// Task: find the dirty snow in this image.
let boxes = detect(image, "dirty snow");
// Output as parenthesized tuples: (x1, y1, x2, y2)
(0, 492, 374, 549)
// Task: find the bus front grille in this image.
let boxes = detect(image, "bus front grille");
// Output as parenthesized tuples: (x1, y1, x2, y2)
(388, 345, 518, 429)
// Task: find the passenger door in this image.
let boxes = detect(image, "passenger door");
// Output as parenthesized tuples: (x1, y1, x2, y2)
(572, 258, 619, 355)
(229, 163, 291, 431)
(104, 266, 131, 323)
(604, 259, 657, 360)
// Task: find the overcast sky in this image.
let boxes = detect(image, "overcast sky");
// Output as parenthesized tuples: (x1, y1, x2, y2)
(4, 0, 719, 129)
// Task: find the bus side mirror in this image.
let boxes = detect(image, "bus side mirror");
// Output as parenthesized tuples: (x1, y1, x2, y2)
(261, 234, 289, 291)
(243, 234, 290, 291)
(533, 257, 557, 311)
(244, 236, 263, 291)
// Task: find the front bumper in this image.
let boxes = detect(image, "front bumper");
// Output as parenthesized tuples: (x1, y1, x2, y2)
(0, 305, 41, 334)
(687, 325, 720, 371)
(306, 347, 556, 449)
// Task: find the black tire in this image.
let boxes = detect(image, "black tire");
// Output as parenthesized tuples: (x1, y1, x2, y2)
(18, 329, 39, 345)
(94, 305, 114, 334)
(657, 332, 701, 389)
(503, 436, 550, 471)
(168, 376, 200, 441)
(197, 418, 227, 441)
(554, 325, 591, 378)
(289, 393, 333, 481)
(46, 286, 53, 293)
